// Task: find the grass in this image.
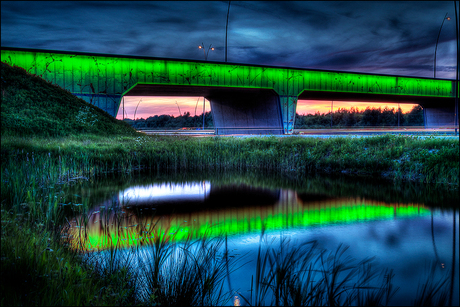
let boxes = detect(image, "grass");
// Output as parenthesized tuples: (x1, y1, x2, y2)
(0, 209, 137, 306)
(239, 235, 399, 306)
(1, 62, 139, 137)
(2, 133, 458, 185)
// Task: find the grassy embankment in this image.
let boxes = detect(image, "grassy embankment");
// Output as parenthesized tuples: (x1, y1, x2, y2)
(1, 62, 458, 306)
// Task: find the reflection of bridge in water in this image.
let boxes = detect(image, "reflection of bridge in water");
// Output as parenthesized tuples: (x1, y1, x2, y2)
(68, 182, 429, 251)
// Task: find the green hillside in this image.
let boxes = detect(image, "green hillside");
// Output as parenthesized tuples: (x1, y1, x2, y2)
(1, 62, 138, 137)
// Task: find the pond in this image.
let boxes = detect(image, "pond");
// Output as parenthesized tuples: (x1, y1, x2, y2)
(65, 172, 459, 306)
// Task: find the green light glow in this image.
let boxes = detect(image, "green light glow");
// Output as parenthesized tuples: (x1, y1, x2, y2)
(1, 48, 455, 133)
(69, 202, 429, 252)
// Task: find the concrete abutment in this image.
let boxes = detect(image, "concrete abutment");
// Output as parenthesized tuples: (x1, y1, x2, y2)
(209, 90, 284, 135)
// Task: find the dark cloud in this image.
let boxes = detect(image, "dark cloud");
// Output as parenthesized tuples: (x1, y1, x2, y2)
(1, 1, 457, 79)
(315, 53, 369, 70)
(129, 43, 157, 57)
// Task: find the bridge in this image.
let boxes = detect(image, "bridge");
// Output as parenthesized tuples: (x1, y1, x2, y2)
(1, 47, 457, 134)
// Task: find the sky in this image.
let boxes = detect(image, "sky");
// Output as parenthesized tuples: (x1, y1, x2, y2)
(1, 1, 458, 119)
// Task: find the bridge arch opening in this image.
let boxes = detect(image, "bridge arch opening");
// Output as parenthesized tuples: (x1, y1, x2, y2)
(295, 99, 423, 128)
(296, 90, 456, 129)
(296, 100, 419, 116)
(116, 96, 213, 131)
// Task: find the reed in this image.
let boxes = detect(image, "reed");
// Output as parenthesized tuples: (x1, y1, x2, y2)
(2, 134, 458, 186)
(238, 234, 401, 306)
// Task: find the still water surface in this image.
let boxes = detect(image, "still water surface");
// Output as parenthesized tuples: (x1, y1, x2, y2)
(67, 173, 459, 306)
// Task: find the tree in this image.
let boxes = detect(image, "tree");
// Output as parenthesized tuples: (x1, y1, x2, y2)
(405, 105, 424, 126)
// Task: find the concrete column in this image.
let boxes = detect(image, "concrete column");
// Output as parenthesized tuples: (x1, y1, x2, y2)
(424, 106, 456, 128)
(279, 95, 298, 134)
(209, 90, 283, 135)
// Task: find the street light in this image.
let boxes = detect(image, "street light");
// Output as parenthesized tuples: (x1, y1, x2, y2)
(198, 43, 214, 130)
(225, 1, 231, 62)
(198, 43, 215, 61)
(330, 100, 334, 128)
(434, 13, 451, 78)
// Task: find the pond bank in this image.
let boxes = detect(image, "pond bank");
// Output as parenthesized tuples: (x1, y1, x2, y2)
(2, 134, 459, 186)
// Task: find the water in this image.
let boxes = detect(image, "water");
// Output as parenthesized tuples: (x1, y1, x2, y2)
(66, 172, 459, 306)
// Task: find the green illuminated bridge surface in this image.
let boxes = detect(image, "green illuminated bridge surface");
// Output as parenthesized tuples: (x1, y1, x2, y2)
(69, 200, 429, 252)
(1, 47, 456, 133)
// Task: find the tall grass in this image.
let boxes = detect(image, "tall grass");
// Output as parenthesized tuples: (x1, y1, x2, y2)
(239, 233, 400, 306)
(2, 134, 459, 186)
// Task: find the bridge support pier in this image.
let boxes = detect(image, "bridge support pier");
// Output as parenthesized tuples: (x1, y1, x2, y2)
(209, 90, 283, 135)
(422, 104, 457, 128)
(279, 95, 298, 134)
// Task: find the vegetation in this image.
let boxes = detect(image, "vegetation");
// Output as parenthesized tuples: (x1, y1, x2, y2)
(2, 134, 458, 185)
(295, 105, 424, 128)
(1, 62, 138, 137)
(124, 111, 214, 130)
(1, 61, 458, 306)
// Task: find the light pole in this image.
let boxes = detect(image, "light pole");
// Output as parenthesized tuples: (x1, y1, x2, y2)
(434, 13, 451, 78)
(122, 96, 125, 120)
(198, 43, 214, 130)
(330, 101, 334, 128)
(225, 1, 231, 62)
(454, 1, 458, 137)
(198, 42, 215, 61)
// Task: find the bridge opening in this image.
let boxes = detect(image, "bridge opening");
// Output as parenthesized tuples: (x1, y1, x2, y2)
(296, 100, 423, 128)
(116, 96, 213, 131)
(297, 90, 457, 130)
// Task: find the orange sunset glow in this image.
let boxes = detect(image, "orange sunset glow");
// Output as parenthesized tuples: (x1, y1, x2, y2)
(116, 96, 419, 120)
(116, 96, 211, 120)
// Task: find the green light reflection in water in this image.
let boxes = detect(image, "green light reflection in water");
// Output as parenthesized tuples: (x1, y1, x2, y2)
(70, 201, 429, 252)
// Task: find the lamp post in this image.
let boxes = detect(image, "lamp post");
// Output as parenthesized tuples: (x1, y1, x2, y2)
(434, 13, 451, 78)
(330, 101, 334, 128)
(225, 1, 231, 62)
(198, 43, 215, 61)
(454, 1, 458, 137)
(198, 43, 214, 130)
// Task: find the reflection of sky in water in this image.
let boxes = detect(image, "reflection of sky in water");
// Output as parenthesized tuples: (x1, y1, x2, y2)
(119, 181, 211, 204)
(227, 210, 459, 306)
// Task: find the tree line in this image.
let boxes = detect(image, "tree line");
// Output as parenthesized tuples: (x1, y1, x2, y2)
(295, 105, 424, 128)
(125, 105, 424, 129)
(124, 111, 214, 129)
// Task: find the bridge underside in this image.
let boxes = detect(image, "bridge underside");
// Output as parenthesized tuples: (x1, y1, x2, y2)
(124, 84, 283, 135)
(124, 84, 456, 133)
